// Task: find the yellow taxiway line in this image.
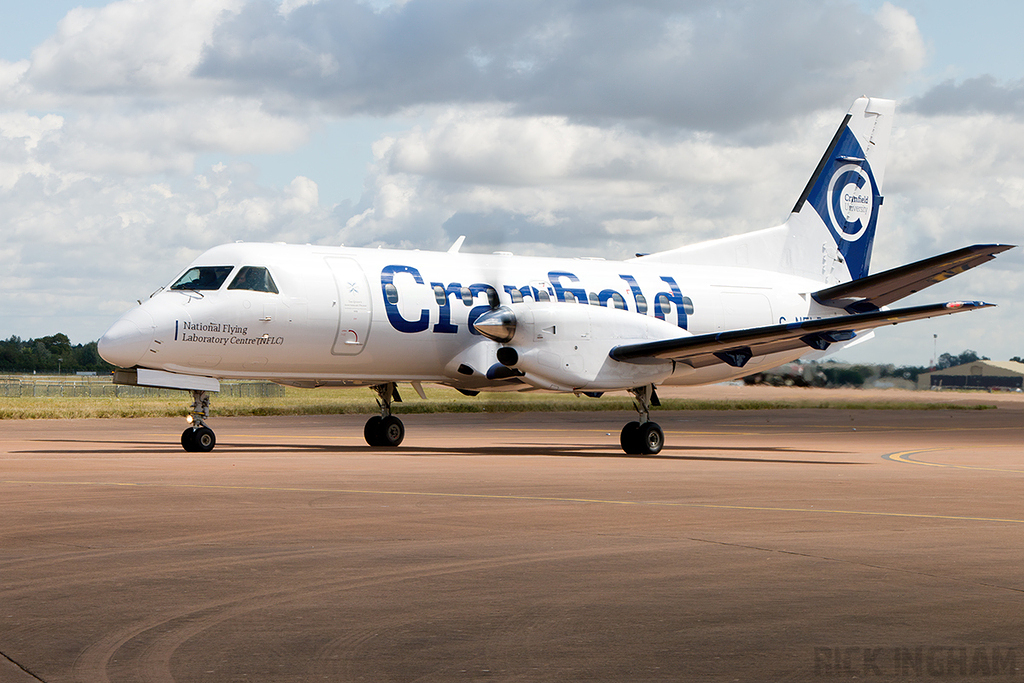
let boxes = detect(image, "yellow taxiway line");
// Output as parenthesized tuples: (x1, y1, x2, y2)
(3, 477, 1024, 525)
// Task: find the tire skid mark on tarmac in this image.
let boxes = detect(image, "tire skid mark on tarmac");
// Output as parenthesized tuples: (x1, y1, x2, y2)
(481, 604, 573, 680)
(0, 524, 341, 591)
(683, 535, 1024, 597)
(72, 540, 691, 683)
(312, 625, 389, 682)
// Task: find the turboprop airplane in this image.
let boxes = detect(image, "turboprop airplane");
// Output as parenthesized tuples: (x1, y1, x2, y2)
(98, 97, 1013, 455)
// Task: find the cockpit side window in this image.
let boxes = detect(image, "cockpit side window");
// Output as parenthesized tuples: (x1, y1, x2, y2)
(227, 266, 279, 294)
(170, 266, 234, 291)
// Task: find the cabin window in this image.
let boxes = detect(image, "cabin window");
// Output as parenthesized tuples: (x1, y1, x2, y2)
(509, 289, 524, 304)
(610, 292, 627, 310)
(227, 266, 279, 294)
(485, 287, 499, 308)
(655, 293, 671, 315)
(433, 285, 447, 305)
(461, 287, 473, 306)
(655, 294, 695, 316)
(170, 266, 234, 291)
(536, 289, 550, 302)
(384, 283, 399, 304)
(635, 293, 648, 315)
(588, 292, 600, 306)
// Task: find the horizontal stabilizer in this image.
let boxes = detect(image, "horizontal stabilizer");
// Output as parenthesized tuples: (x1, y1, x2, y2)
(813, 244, 1014, 312)
(610, 301, 994, 369)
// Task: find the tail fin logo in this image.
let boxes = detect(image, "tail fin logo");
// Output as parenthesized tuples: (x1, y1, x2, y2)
(827, 164, 874, 242)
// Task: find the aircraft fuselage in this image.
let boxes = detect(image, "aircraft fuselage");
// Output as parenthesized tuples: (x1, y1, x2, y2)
(103, 241, 831, 391)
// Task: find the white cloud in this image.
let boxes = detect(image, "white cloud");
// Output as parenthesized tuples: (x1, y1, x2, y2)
(2, 1, 311, 179)
(883, 112, 1024, 260)
(0, 112, 65, 190)
(342, 107, 839, 253)
(873, 3, 927, 77)
(70, 100, 309, 172)
(28, 0, 244, 95)
(0, 111, 64, 150)
(279, 0, 324, 16)
(193, 0, 926, 131)
(0, 59, 30, 102)
(283, 175, 319, 213)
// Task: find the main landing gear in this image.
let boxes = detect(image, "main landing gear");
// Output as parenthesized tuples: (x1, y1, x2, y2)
(364, 382, 405, 447)
(620, 385, 664, 455)
(181, 390, 216, 452)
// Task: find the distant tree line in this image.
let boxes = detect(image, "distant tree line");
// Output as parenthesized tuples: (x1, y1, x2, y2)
(817, 363, 932, 387)
(0, 334, 113, 374)
(935, 349, 988, 370)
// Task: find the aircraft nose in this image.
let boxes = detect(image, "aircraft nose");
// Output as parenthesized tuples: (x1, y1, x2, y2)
(98, 308, 155, 368)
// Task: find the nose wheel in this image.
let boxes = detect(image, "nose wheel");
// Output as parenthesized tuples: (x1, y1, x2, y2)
(182, 425, 216, 452)
(181, 390, 216, 452)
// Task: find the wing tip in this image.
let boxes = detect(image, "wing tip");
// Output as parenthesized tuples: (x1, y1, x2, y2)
(945, 300, 995, 310)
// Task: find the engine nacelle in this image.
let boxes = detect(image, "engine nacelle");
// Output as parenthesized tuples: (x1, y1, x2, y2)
(474, 303, 689, 391)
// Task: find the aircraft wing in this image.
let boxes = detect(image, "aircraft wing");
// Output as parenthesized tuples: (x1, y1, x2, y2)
(609, 301, 994, 369)
(812, 244, 1013, 312)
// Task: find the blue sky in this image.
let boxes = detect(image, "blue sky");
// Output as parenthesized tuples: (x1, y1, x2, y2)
(0, 2, 102, 62)
(1, 0, 1021, 367)
(866, 0, 1024, 83)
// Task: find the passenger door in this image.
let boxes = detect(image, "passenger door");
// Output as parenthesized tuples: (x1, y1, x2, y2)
(326, 257, 372, 355)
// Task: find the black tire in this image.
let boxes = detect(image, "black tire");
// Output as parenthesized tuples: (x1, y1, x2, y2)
(620, 421, 641, 454)
(637, 422, 664, 455)
(379, 415, 405, 447)
(181, 428, 197, 452)
(193, 426, 216, 452)
(364, 415, 383, 447)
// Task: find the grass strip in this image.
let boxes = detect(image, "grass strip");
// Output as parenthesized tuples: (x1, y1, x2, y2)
(0, 385, 996, 420)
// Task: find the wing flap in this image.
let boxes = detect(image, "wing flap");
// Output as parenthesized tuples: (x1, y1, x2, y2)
(812, 244, 1013, 312)
(610, 301, 994, 368)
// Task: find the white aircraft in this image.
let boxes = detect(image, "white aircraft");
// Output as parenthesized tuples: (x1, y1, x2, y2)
(98, 97, 1012, 454)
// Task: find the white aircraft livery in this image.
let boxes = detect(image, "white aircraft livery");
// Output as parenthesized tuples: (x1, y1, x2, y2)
(98, 97, 1014, 454)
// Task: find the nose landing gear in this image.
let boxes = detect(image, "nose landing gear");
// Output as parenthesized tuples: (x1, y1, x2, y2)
(364, 382, 405, 447)
(620, 385, 664, 455)
(181, 390, 216, 452)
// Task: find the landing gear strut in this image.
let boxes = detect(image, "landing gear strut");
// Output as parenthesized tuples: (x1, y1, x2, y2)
(181, 390, 216, 452)
(364, 382, 405, 447)
(620, 384, 664, 455)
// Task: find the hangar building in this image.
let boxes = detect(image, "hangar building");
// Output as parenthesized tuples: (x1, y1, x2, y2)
(918, 360, 1024, 390)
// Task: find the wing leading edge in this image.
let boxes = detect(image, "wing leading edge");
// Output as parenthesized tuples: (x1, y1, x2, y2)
(609, 301, 994, 369)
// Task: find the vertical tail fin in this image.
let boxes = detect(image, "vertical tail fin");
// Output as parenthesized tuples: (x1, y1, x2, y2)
(782, 97, 894, 283)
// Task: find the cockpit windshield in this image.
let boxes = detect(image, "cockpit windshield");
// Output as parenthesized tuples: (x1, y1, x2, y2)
(227, 266, 279, 294)
(170, 266, 234, 291)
